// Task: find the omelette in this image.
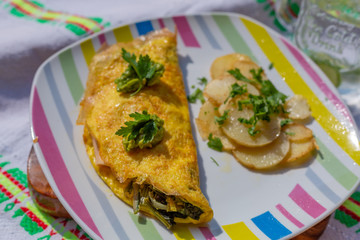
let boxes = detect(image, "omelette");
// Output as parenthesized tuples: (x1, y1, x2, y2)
(77, 29, 213, 228)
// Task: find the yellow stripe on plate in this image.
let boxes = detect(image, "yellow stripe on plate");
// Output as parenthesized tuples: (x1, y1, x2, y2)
(241, 17, 360, 165)
(113, 25, 133, 43)
(172, 226, 195, 240)
(80, 39, 96, 67)
(223, 222, 259, 240)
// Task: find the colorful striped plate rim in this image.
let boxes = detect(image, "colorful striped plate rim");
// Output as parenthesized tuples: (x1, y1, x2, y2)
(30, 13, 360, 240)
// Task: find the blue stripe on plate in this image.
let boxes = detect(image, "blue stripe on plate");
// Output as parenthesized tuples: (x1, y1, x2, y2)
(195, 15, 221, 50)
(251, 211, 291, 240)
(306, 168, 341, 204)
(44, 64, 73, 140)
(84, 174, 130, 240)
(136, 20, 154, 35)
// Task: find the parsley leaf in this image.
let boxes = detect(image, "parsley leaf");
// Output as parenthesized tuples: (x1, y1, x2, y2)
(207, 133, 223, 151)
(115, 110, 164, 151)
(215, 110, 229, 125)
(188, 88, 205, 104)
(280, 119, 293, 127)
(115, 49, 164, 95)
(198, 77, 208, 86)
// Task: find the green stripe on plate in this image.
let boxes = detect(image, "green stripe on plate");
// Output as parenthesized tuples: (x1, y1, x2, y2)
(316, 138, 358, 191)
(128, 212, 163, 239)
(212, 15, 256, 61)
(58, 49, 84, 104)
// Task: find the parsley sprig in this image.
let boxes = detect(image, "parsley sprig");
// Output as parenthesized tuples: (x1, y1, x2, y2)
(115, 110, 164, 151)
(228, 67, 288, 136)
(115, 49, 164, 95)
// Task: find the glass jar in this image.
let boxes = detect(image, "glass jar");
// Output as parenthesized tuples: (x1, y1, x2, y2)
(293, 0, 360, 72)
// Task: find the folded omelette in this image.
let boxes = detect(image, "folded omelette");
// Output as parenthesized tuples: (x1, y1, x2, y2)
(77, 29, 213, 228)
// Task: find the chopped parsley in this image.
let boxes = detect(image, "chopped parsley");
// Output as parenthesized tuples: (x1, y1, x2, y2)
(285, 132, 296, 136)
(115, 48, 164, 95)
(198, 77, 208, 86)
(228, 67, 288, 136)
(215, 110, 229, 125)
(228, 68, 255, 84)
(268, 62, 274, 70)
(210, 157, 220, 166)
(280, 119, 293, 127)
(224, 83, 248, 103)
(188, 88, 205, 104)
(115, 110, 164, 151)
(207, 133, 223, 152)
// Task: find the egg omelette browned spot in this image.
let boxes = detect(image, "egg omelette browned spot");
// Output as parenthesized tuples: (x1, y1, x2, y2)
(78, 29, 213, 227)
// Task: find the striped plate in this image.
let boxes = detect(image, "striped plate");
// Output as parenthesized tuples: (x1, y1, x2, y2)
(30, 13, 360, 240)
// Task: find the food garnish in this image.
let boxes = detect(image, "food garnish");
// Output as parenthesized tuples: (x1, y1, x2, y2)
(115, 48, 164, 95)
(188, 88, 205, 104)
(115, 110, 164, 152)
(215, 110, 229, 125)
(207, 133, 223, 152)
(280, 118, 293, 127)
(210, 157, 220, 166)
(198, 77, 208, 86)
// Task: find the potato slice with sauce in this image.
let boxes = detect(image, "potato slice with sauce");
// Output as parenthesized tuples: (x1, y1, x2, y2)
(232, 133, 290, 169)
(219, 97, 281, 147)
(204, 77, 259, 106)
(195, 101, 236, 150)
(282, 123, 313, 142)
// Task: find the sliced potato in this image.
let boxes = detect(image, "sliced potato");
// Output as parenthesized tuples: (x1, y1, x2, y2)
(285, 95, 311, 120)
(282, 123, 313, 142)
(219, 98, 281, 147)
(232, 60, 265, 80)
(232, 133, 290, 169)
(195, 101, 236, 150)
(282, 138, 317, 166)
(210, 53, 252, 80)
(204, 77, 259, 106)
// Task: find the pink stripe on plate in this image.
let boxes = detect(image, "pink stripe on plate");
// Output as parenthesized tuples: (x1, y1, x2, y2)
(158, 19, 166, 29)
(173, 16, 200, 47)
(32, 88, 102, 238)
(276, 204, 304, 228)
(98, 33, 107, 45)
(281, 38, 354, 125)
(199, 227, 216, 240)
(289, 184, 326, 219)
